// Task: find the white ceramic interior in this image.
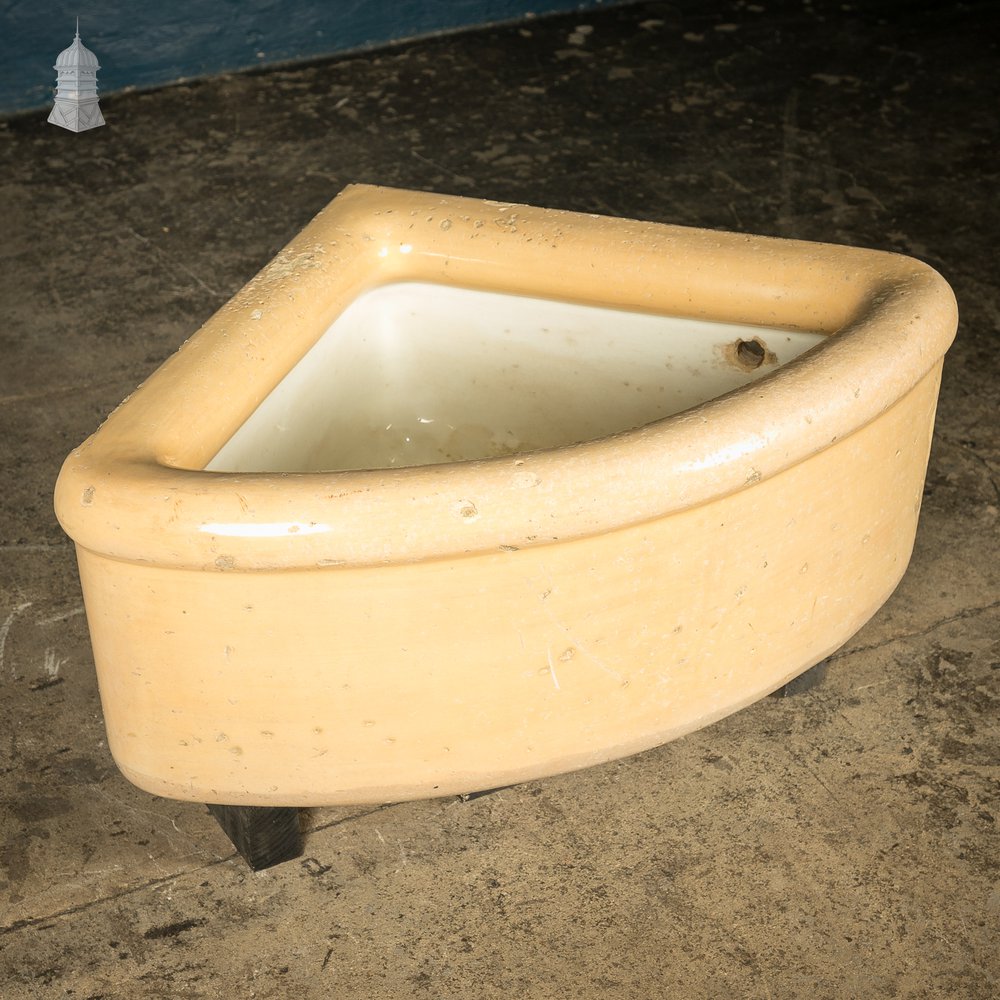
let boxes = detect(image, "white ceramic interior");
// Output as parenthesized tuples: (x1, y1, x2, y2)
(207, 281, 825, 473)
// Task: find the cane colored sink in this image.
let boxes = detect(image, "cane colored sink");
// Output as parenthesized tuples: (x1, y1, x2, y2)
(54, 184, 957, 805)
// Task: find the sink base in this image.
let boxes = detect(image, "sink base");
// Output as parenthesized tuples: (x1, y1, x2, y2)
(206, 803, 303, 870)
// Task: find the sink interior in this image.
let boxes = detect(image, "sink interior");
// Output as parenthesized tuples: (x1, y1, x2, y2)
(206, 281, 826, 473)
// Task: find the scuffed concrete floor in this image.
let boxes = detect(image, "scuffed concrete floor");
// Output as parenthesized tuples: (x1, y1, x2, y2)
(1, 0, 998, 996)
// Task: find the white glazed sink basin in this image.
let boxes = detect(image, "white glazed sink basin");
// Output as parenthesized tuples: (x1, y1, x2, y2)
(208, 281, 825, 474)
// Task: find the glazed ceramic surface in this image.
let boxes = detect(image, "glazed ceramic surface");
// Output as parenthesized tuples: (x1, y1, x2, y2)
(55, 185, 957, 805)
(207, 282, 826, 473)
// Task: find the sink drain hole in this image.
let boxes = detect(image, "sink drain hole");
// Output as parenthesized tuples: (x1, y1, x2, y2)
(736, 338, 767, 369)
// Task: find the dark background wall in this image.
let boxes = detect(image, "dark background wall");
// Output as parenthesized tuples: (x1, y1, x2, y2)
(0, 0, 617, 116)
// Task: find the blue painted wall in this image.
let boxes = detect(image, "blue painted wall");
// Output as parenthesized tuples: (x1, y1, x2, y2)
(0, 0, 616, 116)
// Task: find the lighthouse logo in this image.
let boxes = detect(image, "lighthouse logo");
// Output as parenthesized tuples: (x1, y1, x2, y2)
(48, 19, 106, 132)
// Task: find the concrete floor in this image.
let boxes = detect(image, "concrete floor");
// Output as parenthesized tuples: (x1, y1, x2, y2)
(1, 1, 998, 996)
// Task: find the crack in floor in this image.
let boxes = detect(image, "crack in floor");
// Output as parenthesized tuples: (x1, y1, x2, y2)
(831, 598, 1000, 661)
(0, 804, 390, 937)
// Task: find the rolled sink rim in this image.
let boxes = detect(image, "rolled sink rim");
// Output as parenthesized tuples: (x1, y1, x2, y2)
(54, 184, 958, 571)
